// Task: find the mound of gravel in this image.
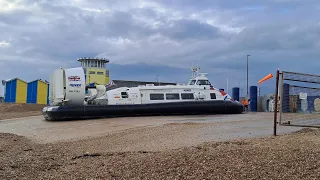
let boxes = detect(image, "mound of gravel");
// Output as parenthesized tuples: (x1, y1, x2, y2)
(0, 103, 46, 120)
(0, 103, 45, 113)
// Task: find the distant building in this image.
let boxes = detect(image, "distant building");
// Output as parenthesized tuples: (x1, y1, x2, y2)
(78, 57, 110, 85)
(2, 78, 27, 103)
(26, 79, 49, 105)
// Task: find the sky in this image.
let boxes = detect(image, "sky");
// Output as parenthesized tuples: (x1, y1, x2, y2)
(1, 0, 320, 97)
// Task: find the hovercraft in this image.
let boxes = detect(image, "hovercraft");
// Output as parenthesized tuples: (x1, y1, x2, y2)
(42, 66, 244, 120)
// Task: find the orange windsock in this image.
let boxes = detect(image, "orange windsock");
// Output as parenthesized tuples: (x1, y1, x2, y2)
(258, 73, 273, 84)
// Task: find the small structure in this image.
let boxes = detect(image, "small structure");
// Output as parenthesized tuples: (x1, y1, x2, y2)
(78, 57, 110, 85)
(27, 79, 49, 104)
(2, 78, 27, 103)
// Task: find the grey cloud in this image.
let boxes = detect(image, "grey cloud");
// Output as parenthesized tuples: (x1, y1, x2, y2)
(158, 19, 220, 40)
(0, 10, 32, 26)
(153, 0, 319, 9)
(1, 0, 320, 95)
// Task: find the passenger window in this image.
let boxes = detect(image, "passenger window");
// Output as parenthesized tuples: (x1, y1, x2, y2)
(121, 92, 128, 98)
(210, 93, 216, 99)
(150, 93, 164, 100)
(97, 72, 104, 75)
(166, 93, 180, 100)
(181, 93, 194, 99)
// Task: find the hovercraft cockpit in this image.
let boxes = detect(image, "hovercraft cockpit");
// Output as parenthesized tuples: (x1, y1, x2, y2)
(187, 72, 213, 87)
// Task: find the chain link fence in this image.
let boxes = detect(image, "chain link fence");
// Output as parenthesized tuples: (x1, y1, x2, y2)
(279, 71, 320, 127)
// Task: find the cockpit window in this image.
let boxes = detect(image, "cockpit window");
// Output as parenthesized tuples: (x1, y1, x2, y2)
(196, 80, 211, 85)
(188, 80, 196, 85)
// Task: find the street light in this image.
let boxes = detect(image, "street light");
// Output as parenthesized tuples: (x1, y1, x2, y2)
(246, 54, 251, 97)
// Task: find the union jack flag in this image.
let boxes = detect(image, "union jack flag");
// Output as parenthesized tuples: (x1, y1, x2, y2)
(219, 89, 227, 96)
(68, 76, 80, 81)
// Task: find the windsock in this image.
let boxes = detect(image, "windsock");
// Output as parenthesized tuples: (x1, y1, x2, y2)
(258, 73, 273, 84)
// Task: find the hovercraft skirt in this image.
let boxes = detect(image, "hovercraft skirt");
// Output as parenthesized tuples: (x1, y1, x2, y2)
(43, 100, 244, 120)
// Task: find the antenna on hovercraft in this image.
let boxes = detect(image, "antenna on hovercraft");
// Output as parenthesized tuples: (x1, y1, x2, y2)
(191, 65, 200, 79)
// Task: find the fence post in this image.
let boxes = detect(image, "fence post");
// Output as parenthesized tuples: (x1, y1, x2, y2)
(274, 69, 280, 136)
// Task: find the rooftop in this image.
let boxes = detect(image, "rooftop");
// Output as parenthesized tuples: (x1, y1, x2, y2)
(77, 57, 110, 63)
(106, 80, 177, 91)
(2, 78, 28, 85)
(28, 79, 49, 84)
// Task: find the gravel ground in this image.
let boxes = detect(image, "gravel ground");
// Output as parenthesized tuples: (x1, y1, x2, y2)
(1, 128, 319, 179)
(0, 112, 302, 145)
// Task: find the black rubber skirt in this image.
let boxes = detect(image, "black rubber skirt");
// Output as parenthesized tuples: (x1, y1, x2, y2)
(42, 100, 244, 120)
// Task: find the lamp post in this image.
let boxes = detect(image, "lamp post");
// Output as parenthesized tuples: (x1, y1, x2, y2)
(156, 75, 160, 86)
(226, 76, 228, 94)
(246, 54, 251, 97)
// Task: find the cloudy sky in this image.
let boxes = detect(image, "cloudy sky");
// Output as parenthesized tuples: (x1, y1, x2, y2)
(1, 0, 320, 96)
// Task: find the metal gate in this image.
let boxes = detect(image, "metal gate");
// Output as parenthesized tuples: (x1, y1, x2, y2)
(275, 70, 320, 128)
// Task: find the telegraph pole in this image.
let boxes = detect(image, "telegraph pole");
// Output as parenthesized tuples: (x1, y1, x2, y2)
(246, 54, 251, 97)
